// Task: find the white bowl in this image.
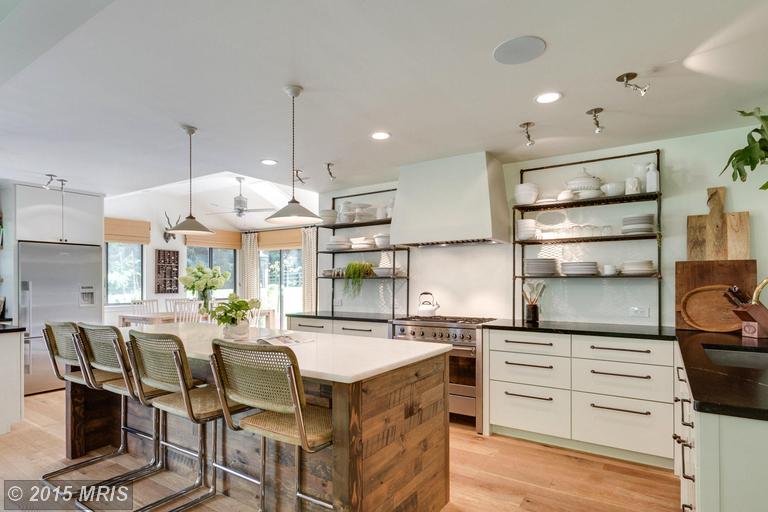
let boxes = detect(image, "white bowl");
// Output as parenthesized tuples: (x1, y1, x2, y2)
(373, 234, 390, 248)
(600, 182, 625, 196)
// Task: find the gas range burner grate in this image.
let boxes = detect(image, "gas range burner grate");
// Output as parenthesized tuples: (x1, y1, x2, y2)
(398, 316, 496, 325)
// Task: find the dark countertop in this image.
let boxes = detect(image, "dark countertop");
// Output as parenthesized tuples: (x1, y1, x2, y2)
(676, 330, 768, 421)
(0, 318, 13, 322)
(0, 324, 25, 334)
(483, 319, 677, 340)
(286, 311, 394, 323)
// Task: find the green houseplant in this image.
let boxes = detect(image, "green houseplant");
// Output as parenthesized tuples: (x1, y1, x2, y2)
(210, 293, 261, 340)
(344, 261, 374, 297)
(178, 262, 231, 311)
(722, 108, 768, 190)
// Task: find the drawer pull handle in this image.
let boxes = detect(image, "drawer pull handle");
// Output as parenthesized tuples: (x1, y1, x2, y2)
(505, 361, 554, 369)
(589, 345, 651, 354)
(682, 505, 694, 511)
(674, 397, 695, 428)
(679, 440, 695, 482)
(590, 369, 651, 380)
(590, 403, 651, 416)
(504, 391, 553, 401)
(505, 339, 553, 347)
(297, 323, 324, 329)
(676, 366, 687, 383)
(341, 327, 373, 332)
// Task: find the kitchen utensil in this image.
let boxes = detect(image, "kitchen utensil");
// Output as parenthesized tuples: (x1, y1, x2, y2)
(625, 177, 642, 194)
(687, 187, 750, 261)
(600, 182, 625, 196)
(566, 168, 602, 191)
(675, 260, 757, 330)
(417, 292, 440, 316)
(680, 285, 742, 333)
(729, 285, 751, 305)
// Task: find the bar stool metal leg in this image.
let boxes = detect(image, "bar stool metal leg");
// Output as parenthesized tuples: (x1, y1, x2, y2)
(295, 446, 333, 510)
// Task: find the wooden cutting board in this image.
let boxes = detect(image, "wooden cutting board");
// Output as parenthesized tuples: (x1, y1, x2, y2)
(680, 285, 741, 332)
(675, 260, 757, 330)
(687, 187, 750, 260)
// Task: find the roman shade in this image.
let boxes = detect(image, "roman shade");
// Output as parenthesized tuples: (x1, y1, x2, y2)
(185, 230, 242, 250)
(258, 228, 302, 250)
(104, 217, 151, 244)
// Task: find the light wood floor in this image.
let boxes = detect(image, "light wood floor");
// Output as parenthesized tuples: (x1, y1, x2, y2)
(0, 392, 680, 511)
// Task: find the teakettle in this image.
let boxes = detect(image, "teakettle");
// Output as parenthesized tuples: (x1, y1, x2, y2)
(417, 292, 440, 317)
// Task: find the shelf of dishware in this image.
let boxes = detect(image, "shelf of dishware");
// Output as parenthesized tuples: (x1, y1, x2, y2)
(318, 276, 408, 280)
(514, 192, 661, 213)
(516, 233, 659, 245)
(317, 246, 407, 254)
(515, 273, 660, 279)
(319, 218, 392, 230)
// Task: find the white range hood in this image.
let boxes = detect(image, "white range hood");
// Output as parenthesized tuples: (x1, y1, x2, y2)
(390, 152, 510, 246)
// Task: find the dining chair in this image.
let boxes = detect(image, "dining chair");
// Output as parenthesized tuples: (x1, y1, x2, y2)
(165, 298, 190, 313)
(173, 300, 203, 323)
(209, 338, 334, 511)
(132, 299, 159, 315)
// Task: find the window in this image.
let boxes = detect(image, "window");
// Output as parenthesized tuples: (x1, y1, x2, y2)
(106, 242, 143, 305)
(259, 248, 302, 328)
(186, 247, 237, 298)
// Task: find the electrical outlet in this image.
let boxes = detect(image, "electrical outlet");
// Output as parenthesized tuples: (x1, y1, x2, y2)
(629, 305, 650, 318)
(333, 298, 343, 307)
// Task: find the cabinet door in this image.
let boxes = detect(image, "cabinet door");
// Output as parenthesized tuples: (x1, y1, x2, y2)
(288, 317, 332, 333)
(63, 191, 103, 244)
(15, 185, 63, 242)
(332, 320, 390, 338)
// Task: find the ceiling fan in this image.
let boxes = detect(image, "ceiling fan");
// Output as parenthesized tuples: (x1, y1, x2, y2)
(206, 177, 276, 217)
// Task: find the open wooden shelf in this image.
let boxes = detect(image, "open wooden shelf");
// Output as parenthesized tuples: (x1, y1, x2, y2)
(318, 276, 407, 280)
(514, 192, 661, 213)
(515, 273, 660, 279)
(515, 233, 659, 245)
(318, 246, 407, 254)
(319, 218, 392, 230)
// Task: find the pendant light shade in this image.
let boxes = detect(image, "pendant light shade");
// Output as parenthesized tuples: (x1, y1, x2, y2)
(265, 84, 322, 226)
(168, 125, 214, 236)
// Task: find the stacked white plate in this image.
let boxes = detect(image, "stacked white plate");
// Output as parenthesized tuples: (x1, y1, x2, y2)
(350, 236, 375, 249)
(326, 235, 351, 251)
(621, 260, 657, 276)
(523, 258, 558, 276)
(622, 214, 655, 234)
(561, 261, 599, 276)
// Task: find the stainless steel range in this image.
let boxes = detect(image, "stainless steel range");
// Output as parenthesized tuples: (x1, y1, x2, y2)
(391, 316, 495, 433)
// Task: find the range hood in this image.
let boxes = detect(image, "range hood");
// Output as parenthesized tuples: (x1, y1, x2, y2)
(390, 152, 510, 246)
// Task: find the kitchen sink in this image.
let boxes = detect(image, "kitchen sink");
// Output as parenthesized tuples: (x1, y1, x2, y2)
(703, 344, 768, 369)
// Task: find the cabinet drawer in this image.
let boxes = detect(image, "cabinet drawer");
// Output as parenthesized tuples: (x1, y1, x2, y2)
(488, 330, 570, 357)
(332, 320, 390, 338)
(572, 391, 673, 458)
(490, 381, 571, 438)
(572, 358, 673, 403)
(288, 317, 332, 332)
(572, 335, 673, 366)
(490, 351, 570, 390)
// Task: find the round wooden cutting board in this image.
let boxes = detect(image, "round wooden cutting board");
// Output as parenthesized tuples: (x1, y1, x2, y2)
(680, 284, 742, 333)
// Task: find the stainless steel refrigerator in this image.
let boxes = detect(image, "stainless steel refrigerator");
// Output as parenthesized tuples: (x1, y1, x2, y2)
(18, 242, 102, 395)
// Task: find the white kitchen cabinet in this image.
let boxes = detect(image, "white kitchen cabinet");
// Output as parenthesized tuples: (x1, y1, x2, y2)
(572, 334, 673, 366)
(490, 351, 571, 390)
(15, 184, 103, 245)
(0, 331, 24, 434)
(572, 358, 673, 403)
(572, 391, 674, 458)
(332, 320, 390, 339)
(490, 380, 571, 438)
(489, 329, 570, 357)
(288, 317, 332, 333)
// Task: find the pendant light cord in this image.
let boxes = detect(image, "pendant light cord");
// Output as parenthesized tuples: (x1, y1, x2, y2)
(188, 129, 193, 216)
(291, 94, 296, 201)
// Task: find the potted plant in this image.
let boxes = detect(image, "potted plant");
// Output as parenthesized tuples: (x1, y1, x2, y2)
(178, 262, 231, 311)
(344, 261, 374, 297)
(210, 293, 261, 340)
(722, 108, 768, 190)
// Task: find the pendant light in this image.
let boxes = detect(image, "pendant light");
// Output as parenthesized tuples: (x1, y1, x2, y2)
(265, 84, 322, 226)
(168, 125, 214, 235)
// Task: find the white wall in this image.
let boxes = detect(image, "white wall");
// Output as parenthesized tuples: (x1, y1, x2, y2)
(319, 127, 768, 325)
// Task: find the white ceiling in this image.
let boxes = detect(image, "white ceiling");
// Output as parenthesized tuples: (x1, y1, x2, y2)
(2, 0, 768, 196)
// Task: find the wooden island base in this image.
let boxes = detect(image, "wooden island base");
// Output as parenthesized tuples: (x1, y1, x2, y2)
(67, 354, 450, 512)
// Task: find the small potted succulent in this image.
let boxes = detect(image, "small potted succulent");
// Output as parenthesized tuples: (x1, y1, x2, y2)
(210, 293, 261, 340)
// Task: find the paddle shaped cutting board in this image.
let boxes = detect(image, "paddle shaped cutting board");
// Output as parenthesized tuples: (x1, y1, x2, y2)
(687, 187, 750, 260)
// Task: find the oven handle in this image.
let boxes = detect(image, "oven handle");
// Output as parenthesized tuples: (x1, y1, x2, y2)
(451, 346, 476, 357)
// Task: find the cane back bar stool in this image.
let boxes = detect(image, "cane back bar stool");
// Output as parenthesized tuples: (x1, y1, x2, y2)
(126, 330, 247, 512)
(41, 322, 142, 485)
(209, 338, 334, 511)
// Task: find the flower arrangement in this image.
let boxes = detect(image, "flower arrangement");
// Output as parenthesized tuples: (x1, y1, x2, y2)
(210, 294, 261, 340)
(178, 262, 231, 309)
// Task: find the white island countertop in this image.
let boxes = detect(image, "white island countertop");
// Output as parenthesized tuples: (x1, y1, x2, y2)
(124, 323, 451, 384)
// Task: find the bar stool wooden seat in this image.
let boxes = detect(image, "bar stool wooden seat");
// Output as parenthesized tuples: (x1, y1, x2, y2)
(209, 338, 334, 511)
(126, 330, 247, 512)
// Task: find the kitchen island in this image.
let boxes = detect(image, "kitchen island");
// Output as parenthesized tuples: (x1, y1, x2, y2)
(65, 324, 451, 512)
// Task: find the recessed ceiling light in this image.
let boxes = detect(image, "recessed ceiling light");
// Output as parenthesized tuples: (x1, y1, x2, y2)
(535, 92, 562, 104)
(493, 36, 546, 65)
(261, 159, 278, 166)
(371, 131, 390, 140)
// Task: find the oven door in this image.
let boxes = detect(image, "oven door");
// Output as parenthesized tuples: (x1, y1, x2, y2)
(448, 345, 477, 416)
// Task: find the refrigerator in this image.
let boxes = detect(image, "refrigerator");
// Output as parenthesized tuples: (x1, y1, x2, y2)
(18, 242, 102, 395)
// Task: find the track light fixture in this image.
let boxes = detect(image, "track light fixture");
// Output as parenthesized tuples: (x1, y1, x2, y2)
(520, 122, 535, 147)
(55, 178, 68, 191)
(616, 72, 649, 96)
(325, 162, 336, 182)
(586, 107, 604, 134)
(42, 173, 56, 190)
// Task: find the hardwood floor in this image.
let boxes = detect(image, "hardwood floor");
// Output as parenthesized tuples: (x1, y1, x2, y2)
(0, 392, 680, 511)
